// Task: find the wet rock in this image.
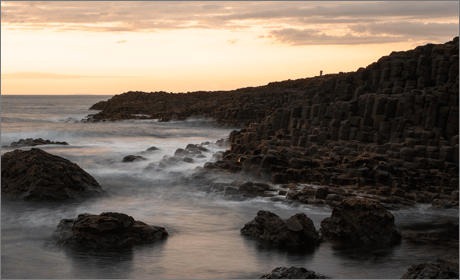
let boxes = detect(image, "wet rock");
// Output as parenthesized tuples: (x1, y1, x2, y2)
(401, 258, 459, 279)
(238, 182, 267, 197)
(159, 156, 181, 167)
(259, 267, 328, 279)
(241, 210, 322, 245)
(54, 212, 168, 250)
(174, 148, 190, 157)
(320, 198, 401, 245)
(182, 157, 194, 163)
(3, 138, 69, 148)
(122, 155, 147, 162)
(1, 148, 104, 201)
(315, 187, 330, 199)
(144, 162, 158, 171)
(223, 186, 240, 196)
(146, 146, 160, 151)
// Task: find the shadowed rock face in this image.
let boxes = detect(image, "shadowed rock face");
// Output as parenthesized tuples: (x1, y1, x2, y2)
(259, 267, 328, 279)
(241, 210, 322, 246)
(54, 212, 168, 250)
(401, 258, 459, 279)
(320, 198, 401, 245)
(1, 148, 104, 201)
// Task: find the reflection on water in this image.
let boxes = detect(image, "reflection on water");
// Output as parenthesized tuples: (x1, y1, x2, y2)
(3, 173, 458, 279)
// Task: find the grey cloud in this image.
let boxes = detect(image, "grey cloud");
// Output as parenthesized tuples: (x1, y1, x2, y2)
(213, 2, 458, 21)
(1, 1, 458, 45)
(350, 21, 459, 38)
(268, 28, 405, 45)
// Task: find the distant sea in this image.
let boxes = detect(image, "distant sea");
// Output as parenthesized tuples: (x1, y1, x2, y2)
(1, 95, 458, 279)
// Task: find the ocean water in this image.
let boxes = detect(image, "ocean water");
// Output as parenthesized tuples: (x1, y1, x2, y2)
(1, 95, 458, 279)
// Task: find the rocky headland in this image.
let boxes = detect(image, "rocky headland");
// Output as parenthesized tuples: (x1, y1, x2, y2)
(86, 37, 459, 211)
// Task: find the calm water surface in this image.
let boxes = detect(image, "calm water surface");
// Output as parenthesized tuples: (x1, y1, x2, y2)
(1, 95, 458, 279)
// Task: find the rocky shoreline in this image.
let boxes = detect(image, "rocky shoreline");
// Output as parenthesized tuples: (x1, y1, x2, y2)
(80, 37, 459, 278)
(85, 37, 459, 212)
(2, 37, 458, 278)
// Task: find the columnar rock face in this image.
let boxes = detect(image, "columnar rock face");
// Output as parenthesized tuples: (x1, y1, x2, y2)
(87, 37, 459, 209)
(241, 210, 322, 245)
(259, 267, 328, 279)
(320, 198, 401, 245)
(54, 212, 168, 250)
(401, 258, 459, 279)
(1, 148, 104, 201)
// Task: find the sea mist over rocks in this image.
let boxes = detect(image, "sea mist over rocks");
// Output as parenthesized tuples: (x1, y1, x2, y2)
(1, 37, 459, 279)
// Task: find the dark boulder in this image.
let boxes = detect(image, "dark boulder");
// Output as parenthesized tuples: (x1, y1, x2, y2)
(259, 267, 328, 279)
(320, 198, 401, 245)
(146, 146, 160, 151)
(54, 212, 168, 250)
(1, 148, 104, 201)
(241, 210, 322, 245)
(122, 155, 147, 162)
(401, 258, 459, 279)
(4, 138, 69, 148)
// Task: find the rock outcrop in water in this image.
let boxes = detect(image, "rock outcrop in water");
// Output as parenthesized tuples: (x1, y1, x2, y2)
(401, 257, 459, 279)
(241, 210, 322, 245)
(3, 138, 69, 148)
(1, 148, 104, 201)
(259, 267, 328, 279)
(54, 212, 168, 250)
(86, 37, 459, 210)
(320, 198, 401, 245)
(122, 155, 147, 162)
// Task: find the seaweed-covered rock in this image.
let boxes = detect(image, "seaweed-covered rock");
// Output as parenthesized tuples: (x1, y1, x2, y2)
(1, 148, 104, 201)
(320, 198, 401, 245)
(241, 210, 322, 245)
(259, 267, 328, 279)
(54, 212, 168, 250)
(401, 258, 459, 279)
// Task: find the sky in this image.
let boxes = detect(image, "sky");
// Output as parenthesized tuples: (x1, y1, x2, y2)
(1, 1, 459, 95)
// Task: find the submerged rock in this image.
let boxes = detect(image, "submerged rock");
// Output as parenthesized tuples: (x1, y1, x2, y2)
(241, 210, 322, 245)
(401, 257, 459, 279)
(122, 155, 147, 162)
(54, 212, 168, 250)
(320, 198, 401, 245)
(259, 267, 328, 279)
(1, 148, 104, 201)
(3, 138, 69, 148)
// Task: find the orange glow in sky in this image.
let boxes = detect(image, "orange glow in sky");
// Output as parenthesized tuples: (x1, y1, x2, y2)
(1, 1, 458, 95)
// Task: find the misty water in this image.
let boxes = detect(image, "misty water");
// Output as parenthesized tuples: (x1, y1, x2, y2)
(1, 95, 458, 279)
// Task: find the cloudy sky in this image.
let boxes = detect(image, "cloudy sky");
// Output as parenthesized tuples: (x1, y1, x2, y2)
(1, 1, 458, 95)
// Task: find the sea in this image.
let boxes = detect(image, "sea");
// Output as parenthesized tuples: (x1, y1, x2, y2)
(1, 95, 458, 279)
